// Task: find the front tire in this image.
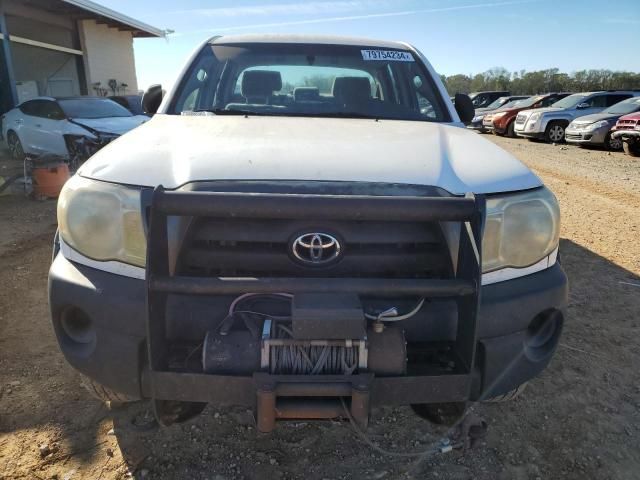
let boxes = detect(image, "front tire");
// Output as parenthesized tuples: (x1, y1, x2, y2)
(605, 132, 622, 151)
(505, 120, 516, 138)
(544, 122, 566, 143)
(7, 131, 25, 160)
(623, 141, 640, 157)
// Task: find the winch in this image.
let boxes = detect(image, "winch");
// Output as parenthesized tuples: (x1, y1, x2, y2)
(202, 292, 407, 378)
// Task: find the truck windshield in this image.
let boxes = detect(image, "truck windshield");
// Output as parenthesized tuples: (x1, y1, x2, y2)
(168, 42, 450, 122)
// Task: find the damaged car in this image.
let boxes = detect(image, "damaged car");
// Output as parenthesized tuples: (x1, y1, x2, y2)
(1, 96, 148, 169)
(49, 35, 568, 432)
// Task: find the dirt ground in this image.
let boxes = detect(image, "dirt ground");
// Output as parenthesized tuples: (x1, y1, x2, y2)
(1, 136, 639, 480)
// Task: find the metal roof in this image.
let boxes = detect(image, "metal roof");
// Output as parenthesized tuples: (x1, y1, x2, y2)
(57, 0, 164, 38)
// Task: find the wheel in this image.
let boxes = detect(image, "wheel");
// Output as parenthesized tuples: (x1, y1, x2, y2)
(605, 132, 623, 151)
(622, 141, 640, 157)
(505, 120, 516, 138)
(483, 382, 528, 403)
(80, 374, 136, 406)
(6, 131, 25, 160)
(544, 122, 566, 143)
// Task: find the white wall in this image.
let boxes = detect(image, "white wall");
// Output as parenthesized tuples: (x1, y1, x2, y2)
(79, 20, 138, 96)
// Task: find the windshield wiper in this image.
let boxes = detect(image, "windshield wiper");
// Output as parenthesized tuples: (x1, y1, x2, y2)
(192, 108, 266, 116)
(191, 108, 381, 120)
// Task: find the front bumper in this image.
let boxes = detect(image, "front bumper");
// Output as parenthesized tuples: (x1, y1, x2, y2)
(612, 129, 640, 141)
(565, 126, 608, 145)
(49, 253, 568, 406)
(515, 127, 544, 139)
(467, 118, 489, 132)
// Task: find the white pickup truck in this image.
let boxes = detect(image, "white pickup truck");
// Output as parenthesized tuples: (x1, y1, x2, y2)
(49, 34, 567, 431)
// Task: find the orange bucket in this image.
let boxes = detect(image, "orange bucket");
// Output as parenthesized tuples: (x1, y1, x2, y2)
(32, 164, 70, 198)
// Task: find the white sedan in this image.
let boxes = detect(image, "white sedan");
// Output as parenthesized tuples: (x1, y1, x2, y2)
(1, 96, 148, 164)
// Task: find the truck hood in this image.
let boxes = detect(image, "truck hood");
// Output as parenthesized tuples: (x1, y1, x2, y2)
(71, 115, 149, 135)
(79, 115, 541, 195)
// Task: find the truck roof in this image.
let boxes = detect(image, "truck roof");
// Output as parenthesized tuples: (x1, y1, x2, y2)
(209, 34, 410, 50)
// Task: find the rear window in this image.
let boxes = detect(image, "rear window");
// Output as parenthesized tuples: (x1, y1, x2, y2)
(169, 42, 450, 122)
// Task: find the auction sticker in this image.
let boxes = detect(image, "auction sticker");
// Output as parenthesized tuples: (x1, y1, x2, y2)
(361, 49, 415, 61)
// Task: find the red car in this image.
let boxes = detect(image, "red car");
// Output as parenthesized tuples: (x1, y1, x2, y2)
(483, 92, 571, 137)
(611, 112, 640, 156)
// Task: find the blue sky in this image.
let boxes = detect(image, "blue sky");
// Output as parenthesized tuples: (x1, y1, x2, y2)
(97, 0, 640, 91)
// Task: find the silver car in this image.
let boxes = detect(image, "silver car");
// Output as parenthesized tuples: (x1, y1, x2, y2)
(514, 91, 639, 143)
(565, 97, 640, 150)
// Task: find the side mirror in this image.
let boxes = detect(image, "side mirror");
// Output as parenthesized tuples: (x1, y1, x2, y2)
(454, 93, 475, 124)
(576, 102, 590, 110)
(142, 84, 163, 115)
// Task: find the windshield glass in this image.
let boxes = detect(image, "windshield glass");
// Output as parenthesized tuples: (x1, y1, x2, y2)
(550, 94, 587, 109)
(169, 42, 450, 122)
(511, 95, 543, 109)
(486, 97, 510, 109)
(500, 99, 525, 109)
(604, 97, 640, 115)
(59, 98, 132, 119)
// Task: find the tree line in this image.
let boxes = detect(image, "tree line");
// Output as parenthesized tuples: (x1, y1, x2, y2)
(440, 68, 640, 95)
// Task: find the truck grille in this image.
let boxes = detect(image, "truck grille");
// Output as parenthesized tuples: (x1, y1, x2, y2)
(515, 114, 527, 124)
(616, 119, 638, 128)
(177, 217, 452, 279)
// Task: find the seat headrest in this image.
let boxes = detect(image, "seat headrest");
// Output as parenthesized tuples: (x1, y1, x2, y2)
(332, 77, 372, 105)
(241, 70, 282, 98)
(294, 87, 320, 102)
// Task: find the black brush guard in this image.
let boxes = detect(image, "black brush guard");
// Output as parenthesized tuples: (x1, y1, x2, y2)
(144, 187, 485, 431)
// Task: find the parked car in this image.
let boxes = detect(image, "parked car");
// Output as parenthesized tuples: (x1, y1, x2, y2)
(611, 112, 640, 156)
(468, 95, 529, 132)
(514, 91, 639, 143)
(468, 90, 510, 108)
(565, 97, 640, 150)
(483, 93, 571, 137)
(109, 95, 146, 116)
(1, 96, 148, 166)
(50, 34, 567, 431)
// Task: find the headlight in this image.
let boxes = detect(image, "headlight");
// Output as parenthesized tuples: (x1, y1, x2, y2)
(492, 112, 507, 119)
(588, 120, 611, 130)
(528, 113, 541, 122)
(482, 188, 560, 273)
(472, 115, 484, 122)
(57, 175, 146, 267)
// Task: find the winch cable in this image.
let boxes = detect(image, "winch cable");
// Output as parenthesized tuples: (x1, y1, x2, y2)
(340, 349, 532, 474)
(364, 298, 426, 322)
(218, 293, 293, 335)
(270, 323, 359, 375)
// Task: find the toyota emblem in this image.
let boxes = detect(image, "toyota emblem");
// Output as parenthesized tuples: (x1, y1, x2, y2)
(291, 233, 341, 265)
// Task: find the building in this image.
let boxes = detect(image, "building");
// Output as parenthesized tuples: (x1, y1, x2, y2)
(0, 0, 164, 114)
